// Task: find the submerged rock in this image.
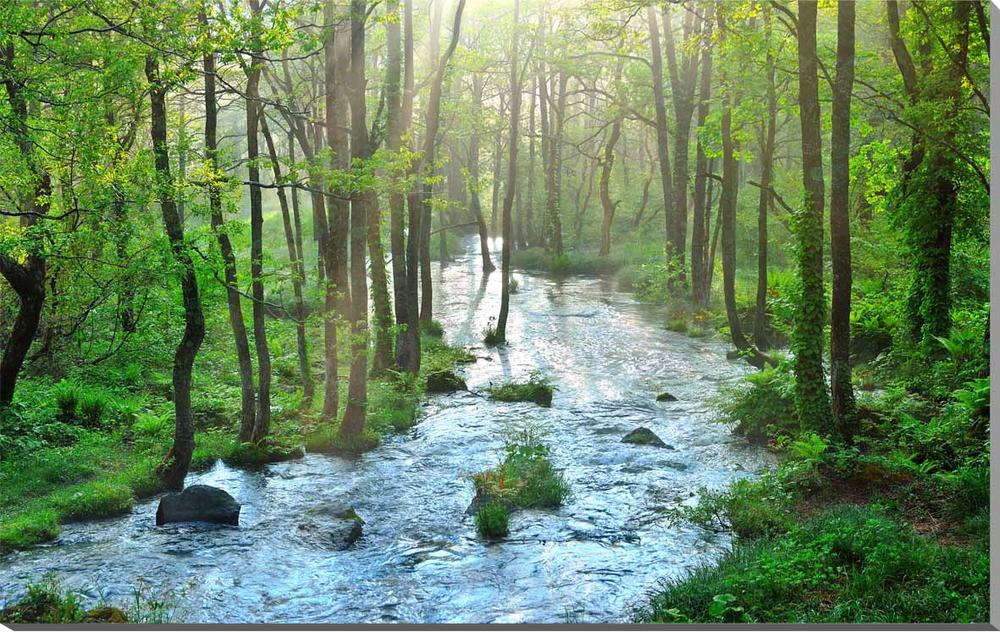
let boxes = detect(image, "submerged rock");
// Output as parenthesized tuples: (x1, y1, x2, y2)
(298, 502, 364, 550)
(655, 392, 677, 402)
(155, 484, 241, 526)
(426, 370, 467, 393)
(621, 427, 673, 449)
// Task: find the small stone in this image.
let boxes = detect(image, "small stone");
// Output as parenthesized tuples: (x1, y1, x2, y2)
(656, 392, 677, 402)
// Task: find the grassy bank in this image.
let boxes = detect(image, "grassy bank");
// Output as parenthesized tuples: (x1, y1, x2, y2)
(640, 328, 989, 623)
(0, 318, 470, 554)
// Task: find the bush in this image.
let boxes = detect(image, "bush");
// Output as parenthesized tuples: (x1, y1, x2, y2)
(421, 319, 444, 337)
(674, 475, 794, 540)
(486, 373, 554, 407)
(715, 359, 796, 443)
(482, 318, 501, 346)
(0, 577, 84, 624)
(475, 503, 510, 538)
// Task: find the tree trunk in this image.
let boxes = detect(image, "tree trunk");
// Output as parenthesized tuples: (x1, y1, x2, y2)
(146, 55, 205, 490)
(830, 0, 857, 437)
(469, 74, 495, 273)
(341, 0, 371, 439)
(385, 0, 408, 366)
(203, 31, 256, 435)
(0, 43, 47, 407)
(690, 25, 712, 305)
(496, 0, 521, 342)
(244, 15, 272, 442)
(794, 0, 831, 429)
(260, 113, 313, 402)
(646, 7, 676, 284)
(598, 113, 622, 257)
(753, 9, 777, 351)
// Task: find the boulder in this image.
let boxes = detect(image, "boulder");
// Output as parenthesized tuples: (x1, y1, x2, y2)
(655, 392, 677, 402)
(155, 484, 241, 526)
(621, 427, 673, 449)
(426, 370, 467, 393)
(297, 502, 364, 550)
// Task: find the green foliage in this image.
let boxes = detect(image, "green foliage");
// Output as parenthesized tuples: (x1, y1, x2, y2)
(645, 506, 988, 623)
(0, 577, 85, 624)
(474, 503, 510, 539)
(78, 391, 108, 427)
(473, 427, 570, 510)
(52, 380, 82, 421)
(486, 372, 554, 407)
(673, 475, 793, 540)
(421, 319, 444, 337)
(715, 358, 796, 442)
(482, 318, 501, 346)
(0, 510, 60, 554)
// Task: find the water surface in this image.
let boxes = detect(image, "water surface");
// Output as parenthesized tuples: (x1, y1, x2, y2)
(0, 236, 770, 623)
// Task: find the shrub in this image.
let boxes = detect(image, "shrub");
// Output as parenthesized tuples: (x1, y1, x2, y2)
(674, 475, 793, 540)
(644, 506, 988, 623)
(475, 503, 510, 538)
(715, 358, 796, 442)
(482, 318, 502, 346)
(422, 319, 444, 337)
(0, 577, 84, 624)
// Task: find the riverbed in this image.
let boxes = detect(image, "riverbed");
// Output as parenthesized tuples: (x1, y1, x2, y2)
(0, 236, 770, 623)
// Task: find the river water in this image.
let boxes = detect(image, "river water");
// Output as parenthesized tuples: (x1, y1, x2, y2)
(0, 236, 770, 624)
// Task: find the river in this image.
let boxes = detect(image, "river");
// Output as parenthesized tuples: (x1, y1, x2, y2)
(0, 236, 770, 624)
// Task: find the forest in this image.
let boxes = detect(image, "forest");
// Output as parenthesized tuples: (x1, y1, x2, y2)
(0, 0, 991, 625)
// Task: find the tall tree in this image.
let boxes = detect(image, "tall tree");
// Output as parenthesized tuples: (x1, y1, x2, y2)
(202, 15, 256, 436)
(146, 55, 205, 489)
(469, 72, 496, 273)
(495, 0, 521, 342)
(341, 0, 371, 439)
(690, 21, 712, 305)
(646, 7, 676, 284)
(753, 8, 777, 350)
(794, 0, 831, 429)
(244, 0, 272, 442)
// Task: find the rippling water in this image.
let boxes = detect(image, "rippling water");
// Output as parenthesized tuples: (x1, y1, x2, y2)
(0, 236, 771, 623)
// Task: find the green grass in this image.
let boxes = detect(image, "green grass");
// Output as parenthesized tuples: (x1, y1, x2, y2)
(475, 503, 510, 538)
(472, 428, 570, 512)
(486, 373, 554, 407)
(643, 506, 988, 623)
(511, 248, 623, 276)
(0, 576, 172, 624)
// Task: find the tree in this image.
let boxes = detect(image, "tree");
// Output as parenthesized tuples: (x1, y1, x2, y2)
(793, 0, 831, 430)
(468, 72, 496, 273)
(495, 0, 521, 343)
(146, 55, 205, 490)
(830, 0, 856, 438)
(646, 6, 676, 284)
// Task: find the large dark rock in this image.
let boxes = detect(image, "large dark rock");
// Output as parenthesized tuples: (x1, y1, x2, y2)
(656, 392, 677, 402)
(155, 484, 241, 526)
(621, 427, 673, 449)
(297, 502, 364, 550)
(426, 370, 467, 393)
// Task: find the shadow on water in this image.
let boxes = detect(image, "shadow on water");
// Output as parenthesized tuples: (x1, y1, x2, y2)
(0, 235, 772, 624)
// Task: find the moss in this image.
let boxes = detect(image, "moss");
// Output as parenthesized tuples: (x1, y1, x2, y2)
(223, 439, 305, 467)
(426, 370, 467, 393)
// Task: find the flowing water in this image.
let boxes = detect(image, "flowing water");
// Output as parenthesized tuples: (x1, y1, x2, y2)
(0, 236, 771, 624)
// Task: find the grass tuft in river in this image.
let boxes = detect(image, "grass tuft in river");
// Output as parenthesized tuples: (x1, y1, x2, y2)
(486, 372, 554, 407)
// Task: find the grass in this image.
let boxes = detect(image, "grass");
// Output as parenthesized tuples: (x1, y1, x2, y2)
(511, 248, 623, 276)
(643, 506, 988, 623)
(0, 576, 173, 624)
(475, 503, 510, 539)
(486, 373, 554, 407)
(472, 427, 570, 513)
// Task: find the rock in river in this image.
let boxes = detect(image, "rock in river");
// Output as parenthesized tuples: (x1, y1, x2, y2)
(621, 427, 673, 449)
(297, 502, 364, 550)
(155, 484, 241, 526)
(426, 370, 467, 393)
(655, 392, 677, 402)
